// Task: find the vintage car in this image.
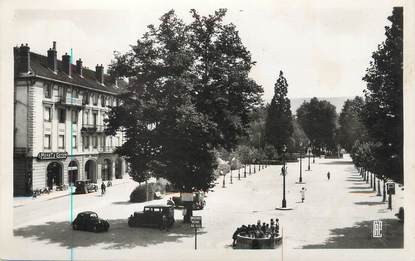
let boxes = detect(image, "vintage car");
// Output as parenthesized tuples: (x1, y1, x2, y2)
(172, 192, 206, 210)
(128, 205, 175, 229)
(75, 180, 99, 194)
(72, 211, 110, 232)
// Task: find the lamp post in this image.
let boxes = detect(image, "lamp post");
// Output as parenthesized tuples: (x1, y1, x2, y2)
(281, 145, 287, 208)
(230, 157, 235, 184)
(297, 143, 304, 184)
(312, 146, 315, 163)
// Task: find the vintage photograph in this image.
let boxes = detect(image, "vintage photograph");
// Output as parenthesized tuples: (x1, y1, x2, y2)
(0, 1, 411, 260)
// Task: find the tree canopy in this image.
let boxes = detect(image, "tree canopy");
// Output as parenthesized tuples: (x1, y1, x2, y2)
(296, 97, 337, 152)
(337, 96, 367, 152)
(359, 7, 403, 183)
(264, 71, 293, 153)
(105, 9, 263, 192)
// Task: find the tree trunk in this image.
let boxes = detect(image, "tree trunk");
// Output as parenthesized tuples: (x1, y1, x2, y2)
(184, 201, 193, 223)
(373, 176, 376, 191)
(383, 180, 386, 202)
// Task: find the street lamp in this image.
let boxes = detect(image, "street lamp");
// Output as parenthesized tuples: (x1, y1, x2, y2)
(281, 145, 287, 208)
(297, 143, 304, 184)
(312, 146, 315, 163)
(230, 157, 235, 184)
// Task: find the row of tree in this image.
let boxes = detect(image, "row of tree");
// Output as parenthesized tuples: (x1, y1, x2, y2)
(349, 7, 403, 184)
(262, 7, 403, 188)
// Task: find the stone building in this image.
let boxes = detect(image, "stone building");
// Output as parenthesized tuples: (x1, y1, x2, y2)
(13, 41, 127, 195)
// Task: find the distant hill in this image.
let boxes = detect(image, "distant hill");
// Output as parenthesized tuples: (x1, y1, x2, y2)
(290, 96, 357, 114)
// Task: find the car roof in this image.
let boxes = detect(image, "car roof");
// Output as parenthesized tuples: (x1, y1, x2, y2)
(144, 204, 172, 208)
(79, 211, 97, 215)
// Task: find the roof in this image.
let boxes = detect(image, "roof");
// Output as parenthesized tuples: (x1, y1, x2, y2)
(144, 204, 173, 208)
(78, 211, 97, 215)
(15, 50, 127, 95)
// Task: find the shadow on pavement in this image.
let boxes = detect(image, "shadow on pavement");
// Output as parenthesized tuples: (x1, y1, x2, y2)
(354, 201, 386, 206)
(347, 186, 372, 190)
(112, 201, 137, 205)
(14, 219, 205, 249)
(349, 190, 376, 194)
(302, 218, 403, 249)
(320, 161, 353, 165)
(345, 179, 365, 182)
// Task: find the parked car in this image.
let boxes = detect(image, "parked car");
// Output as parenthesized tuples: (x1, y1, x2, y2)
(75, 180, 98, 194)
(128, 205, 175, 229)
(172, 191, 206, 210)
(72, 211, 109, 232)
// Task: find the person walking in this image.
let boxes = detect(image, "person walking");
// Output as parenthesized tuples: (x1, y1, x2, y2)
(160, 214, 168, 231)
(327, 171, 331, 180)
(101, 182, 106, 196)
(300, 187, 307, 203)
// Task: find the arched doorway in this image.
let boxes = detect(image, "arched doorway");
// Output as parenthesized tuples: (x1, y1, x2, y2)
(68, 160, 79, 185)
(101, 159, 112, 181)
(85, 159, 97, 183)
(46, 162, 63, 188)
(115, 158, 123, 179)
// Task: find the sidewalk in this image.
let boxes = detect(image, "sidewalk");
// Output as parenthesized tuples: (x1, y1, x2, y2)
(13, 178, 131, 208)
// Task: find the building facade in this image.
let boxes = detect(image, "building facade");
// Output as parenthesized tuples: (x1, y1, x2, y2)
(13, 41, 127, 195)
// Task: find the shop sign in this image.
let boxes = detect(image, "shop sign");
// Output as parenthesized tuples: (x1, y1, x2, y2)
(37, 152, 68, 161)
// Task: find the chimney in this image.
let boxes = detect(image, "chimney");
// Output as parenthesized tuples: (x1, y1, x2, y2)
(47, 41, 57, 72)
(62, 53, 71, 77)
(76, 58, 83, 77)
(18, 43, 30, 73)
(95, 64, 104, 85)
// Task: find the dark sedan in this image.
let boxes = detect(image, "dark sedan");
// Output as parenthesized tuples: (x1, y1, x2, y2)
(128, 205, 175, 229)
(72, 211, 109, 232)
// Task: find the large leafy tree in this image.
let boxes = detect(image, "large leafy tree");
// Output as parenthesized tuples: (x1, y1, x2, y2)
(296, 97, 337, 152)
(360, 7, 403, 183)
(105, 9, 262, 204)
(337, 96, 367, 152)
(264, 71, 293, 153)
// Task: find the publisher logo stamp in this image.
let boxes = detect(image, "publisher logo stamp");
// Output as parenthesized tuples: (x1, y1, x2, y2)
(373, 220, 383, 238)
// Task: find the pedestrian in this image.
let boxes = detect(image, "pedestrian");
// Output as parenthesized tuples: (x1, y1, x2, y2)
(182, 208, 187, 223)
(101, 182, 106, 196)
(167, 197, 175, 206)
(327, 171, 331, 180)
(160, 214, 168, 231)
(300, 187, 307, 203)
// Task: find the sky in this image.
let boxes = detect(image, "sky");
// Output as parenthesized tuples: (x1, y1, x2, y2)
(9, 0, 400, 102)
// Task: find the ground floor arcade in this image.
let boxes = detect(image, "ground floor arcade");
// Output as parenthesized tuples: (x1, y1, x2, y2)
(13, 153, 126, 195)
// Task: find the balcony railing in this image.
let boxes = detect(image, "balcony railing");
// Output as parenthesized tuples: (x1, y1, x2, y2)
(81, 124, 105, 133)
(58, 96, 83, 107)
